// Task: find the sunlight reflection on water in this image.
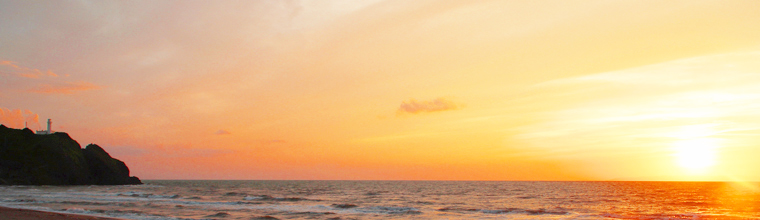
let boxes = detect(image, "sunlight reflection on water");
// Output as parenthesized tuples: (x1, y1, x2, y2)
(1, 181, 759, 219)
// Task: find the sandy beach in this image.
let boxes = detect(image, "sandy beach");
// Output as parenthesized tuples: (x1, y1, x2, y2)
(0, 206, 124, 220)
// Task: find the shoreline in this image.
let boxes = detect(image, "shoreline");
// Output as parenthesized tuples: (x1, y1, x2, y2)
(0, 206, 126, 220)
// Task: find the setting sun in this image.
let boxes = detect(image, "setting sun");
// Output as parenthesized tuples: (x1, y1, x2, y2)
(673, 138, 719, 173)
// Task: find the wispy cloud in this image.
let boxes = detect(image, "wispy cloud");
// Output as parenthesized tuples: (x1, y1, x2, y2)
(512, 50, 760, 161)
(0, 60, 58, 79)
(215, 129, 231, 135)
(1, 60, 99, 95)
(28, 81, 102, 94)
(397, 97, 461, 115)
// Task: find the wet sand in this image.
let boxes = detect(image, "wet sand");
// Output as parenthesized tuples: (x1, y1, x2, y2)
(0, 206, 125, 220)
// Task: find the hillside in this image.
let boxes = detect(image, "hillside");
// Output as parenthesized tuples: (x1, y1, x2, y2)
(0, 125, 141, 185)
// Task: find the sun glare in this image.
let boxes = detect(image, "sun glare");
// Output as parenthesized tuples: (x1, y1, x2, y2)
(672, 138, 719, 173)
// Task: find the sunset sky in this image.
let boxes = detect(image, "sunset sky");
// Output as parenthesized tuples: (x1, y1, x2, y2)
(3, 0, 760, 181)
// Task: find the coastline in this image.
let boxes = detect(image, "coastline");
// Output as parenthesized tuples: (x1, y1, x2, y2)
(0, 206, 126, 220)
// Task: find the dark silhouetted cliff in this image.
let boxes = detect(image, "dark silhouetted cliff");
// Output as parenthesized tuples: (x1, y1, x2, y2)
(0, 125, 141, 185)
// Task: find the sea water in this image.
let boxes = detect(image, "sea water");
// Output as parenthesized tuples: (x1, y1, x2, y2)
(1, 181, 759, 219)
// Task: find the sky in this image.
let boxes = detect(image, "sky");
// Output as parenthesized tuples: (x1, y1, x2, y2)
(2, 0, 760, 181)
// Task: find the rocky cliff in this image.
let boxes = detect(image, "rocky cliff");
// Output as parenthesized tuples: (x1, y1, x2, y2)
(0, 125, 141, 185)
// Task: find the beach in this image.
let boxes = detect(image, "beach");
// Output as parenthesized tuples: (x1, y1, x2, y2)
(0, 206, 124, 220)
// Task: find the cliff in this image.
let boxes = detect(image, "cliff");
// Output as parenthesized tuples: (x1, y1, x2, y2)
(0, 125, 142, 185)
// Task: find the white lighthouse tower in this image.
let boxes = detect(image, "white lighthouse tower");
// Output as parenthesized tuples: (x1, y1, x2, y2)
(36, 119, 52, 135)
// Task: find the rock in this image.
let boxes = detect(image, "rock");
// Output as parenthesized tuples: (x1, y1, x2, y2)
(0, 125, 142, 185)
(127, 176, 142, 184)
(83, 144, 141, 185)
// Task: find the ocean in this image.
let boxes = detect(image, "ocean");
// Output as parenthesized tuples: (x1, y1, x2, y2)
(1, 181, 759, 219)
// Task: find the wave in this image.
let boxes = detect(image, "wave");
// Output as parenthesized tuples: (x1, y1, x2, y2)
(438, 206, 568, 215)
(598, 212, 740, 220)
(60, 207, 177, 220)
(436, 207, 479, 212)
(223, 192, 247, 196)
(204, 212, 230, 218)
(284, 211, 336, 215)
(2, 199, 36, 203)
(666, 200, 713, 207)
(250, 216, 279, 220)
(485, 208, 568, 215)
(117, 191, 180, 199)
(242, 195, 315, 202)
(330, 203, 358, 209)
(59, 201, 114, 206)
(364, 190, 388, 196)
(357, 206, 423, 215)
(5, 181, 757, 220)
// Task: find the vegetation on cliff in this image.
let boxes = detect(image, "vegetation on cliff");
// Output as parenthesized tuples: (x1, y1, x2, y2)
(0, 125, 141, 185)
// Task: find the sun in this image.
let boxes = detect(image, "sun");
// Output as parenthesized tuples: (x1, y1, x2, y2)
(672, 138, 719, 173)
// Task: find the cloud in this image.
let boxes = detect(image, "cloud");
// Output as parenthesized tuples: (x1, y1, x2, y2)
(0, 60, 58, 79)
(0, 108, 40, 129)
(28, 81, 102, 94)
(397, 97, 461, 115)
(511, 50, 760, 161)
(1, 60, 98, 95)
(0, 60, 22, 70)
(215, 129, 231, 135)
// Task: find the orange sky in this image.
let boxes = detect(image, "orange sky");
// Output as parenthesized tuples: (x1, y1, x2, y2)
(2, 0, 760, 181)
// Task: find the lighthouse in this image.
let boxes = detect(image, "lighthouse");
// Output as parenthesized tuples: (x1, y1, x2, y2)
(36, 119, 52, 135)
